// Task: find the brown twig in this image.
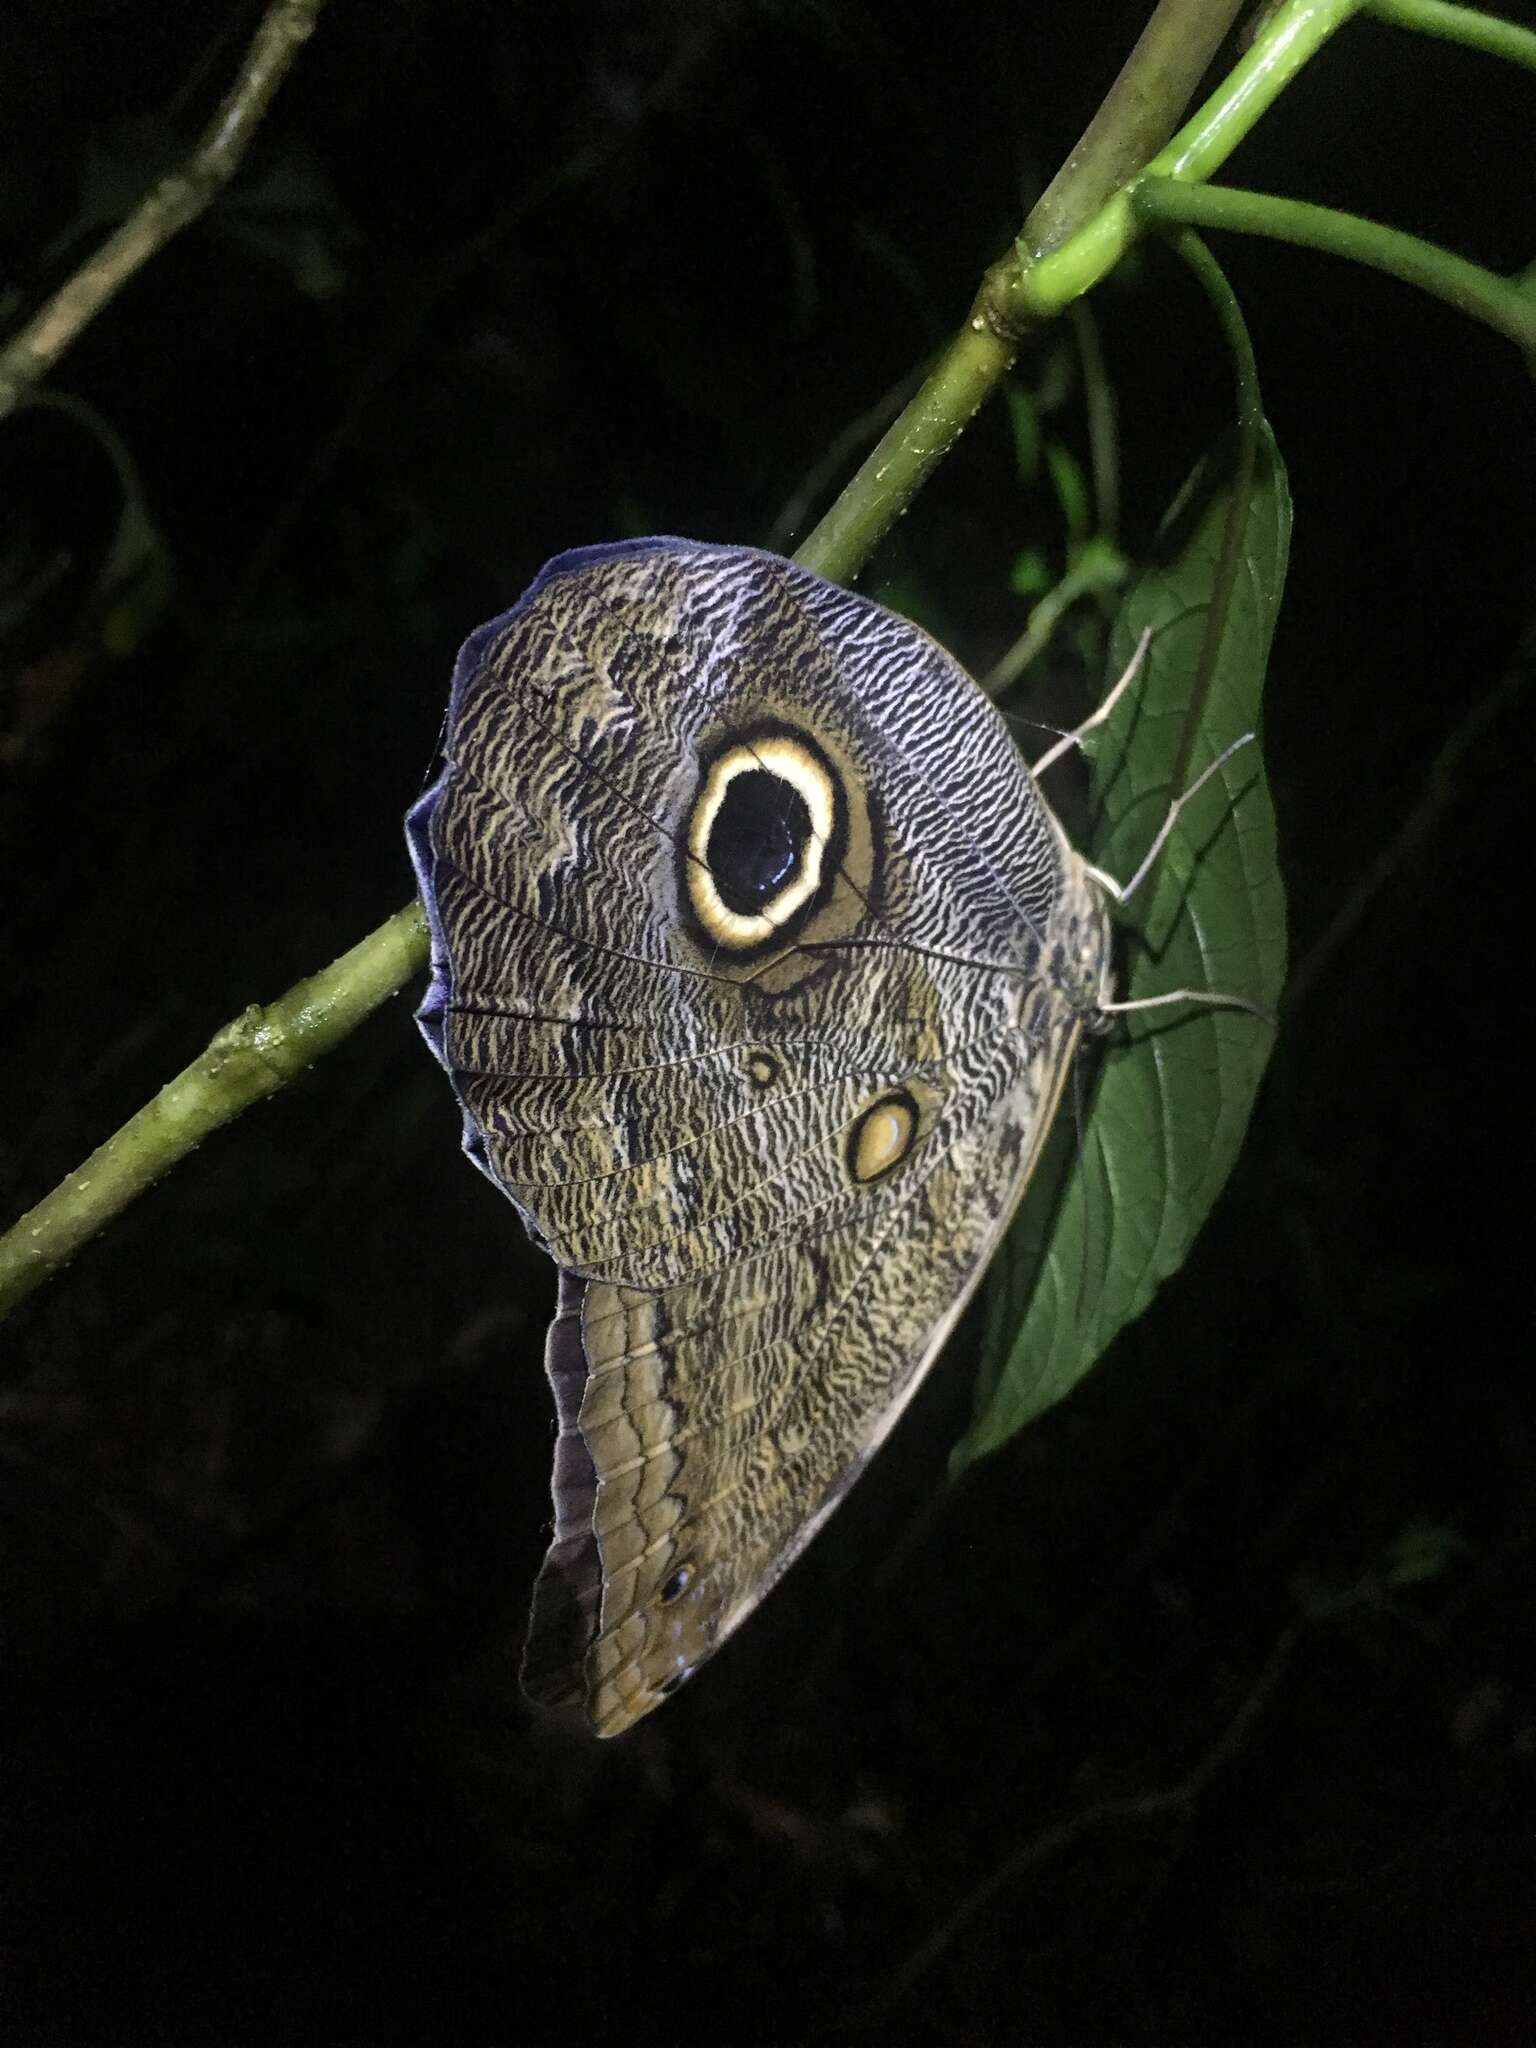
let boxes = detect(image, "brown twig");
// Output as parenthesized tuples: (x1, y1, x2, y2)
(0, 0, 329, 420)
(865, 1621, 1302, 2020)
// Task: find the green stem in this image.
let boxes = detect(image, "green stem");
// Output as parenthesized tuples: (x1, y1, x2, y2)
(1136, 178, 1536, 352)
(1023, 0, 1248, 256)
(1072, 301, 1121, 542)
(0, 904, 428, 1318)
(1161, 230, 1264, 797)
(798, 0, 1252, 582)
(984, 541, 1128, 695)
(1150, 0, 1368, 182)
(0, 0, 1381, 1320)
(792, 321, 1013, 583)
(1001, 0, 1369, 324)
(1367, 0, 1536, 71)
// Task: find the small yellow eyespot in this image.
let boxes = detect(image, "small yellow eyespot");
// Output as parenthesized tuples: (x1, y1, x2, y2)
(847, 1089, 918, 1185)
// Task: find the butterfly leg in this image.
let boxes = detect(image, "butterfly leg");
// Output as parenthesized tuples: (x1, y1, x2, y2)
(1084, 732, 1254, 909)
(1028, 628, 1153, 780)
(1084, 732, 1274, 1026)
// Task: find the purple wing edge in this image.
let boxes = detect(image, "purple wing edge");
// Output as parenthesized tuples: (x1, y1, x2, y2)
(403, 533, 718, 1192)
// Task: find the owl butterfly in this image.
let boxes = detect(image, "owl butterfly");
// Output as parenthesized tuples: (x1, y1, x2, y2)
(408, 539, 1174, 1738)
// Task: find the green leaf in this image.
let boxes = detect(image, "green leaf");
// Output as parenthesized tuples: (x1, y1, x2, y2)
(1065, 532, 1132, 601)
(214, 140, 358, 301)
(953, 425, 1290, 1474)
(1382, 1520, 1469, 1589)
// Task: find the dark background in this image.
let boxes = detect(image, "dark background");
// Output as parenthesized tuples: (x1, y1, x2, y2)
(2, 3, 1532, 2041)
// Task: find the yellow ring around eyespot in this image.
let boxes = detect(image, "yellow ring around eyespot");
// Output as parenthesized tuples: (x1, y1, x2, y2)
(849, 1093, 917, 1184)
(686, 736, 837, 948)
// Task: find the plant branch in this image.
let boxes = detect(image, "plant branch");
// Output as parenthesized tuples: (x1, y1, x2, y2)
(983, 540, 1128, 695)
(1072, 300, 1121, 542)
(0, 0, 1368, 1319)
(870, 1622, 1304, 2019)
(791, 321, 1014, 584)
(1367, 0, 1536, 70)
(795, 0, 1259, 584)
(0, 904, 427, 1319)
(1023, 0, 1247, 256)
(1135, 178, 1536, 351)
(0, 0, 328, 421)
(997, 0, 1369, 327)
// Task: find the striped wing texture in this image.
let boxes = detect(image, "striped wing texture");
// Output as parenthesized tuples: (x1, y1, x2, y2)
(406, 538, 1108, 1735)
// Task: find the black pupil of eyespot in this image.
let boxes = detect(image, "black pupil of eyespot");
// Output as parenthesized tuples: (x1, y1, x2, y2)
(707, 770, 811, 915)
(661, 1567, 689, 1603)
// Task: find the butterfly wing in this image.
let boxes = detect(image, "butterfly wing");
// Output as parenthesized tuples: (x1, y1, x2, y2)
(407, 539, 1107, 1734)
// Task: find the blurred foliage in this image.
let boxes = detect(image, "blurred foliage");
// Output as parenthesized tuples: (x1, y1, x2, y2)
(39, 119, 358, 300)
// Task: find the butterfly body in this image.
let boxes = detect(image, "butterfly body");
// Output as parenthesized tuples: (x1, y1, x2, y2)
(407, 538, 1111, 1735)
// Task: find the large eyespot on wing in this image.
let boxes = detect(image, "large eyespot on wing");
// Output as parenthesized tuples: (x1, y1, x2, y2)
(560, 538, 1065, 970)
(681, 724, 846, 958)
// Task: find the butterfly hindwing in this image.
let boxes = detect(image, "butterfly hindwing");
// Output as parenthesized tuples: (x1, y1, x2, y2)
(407, 538, 1109, 1733)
